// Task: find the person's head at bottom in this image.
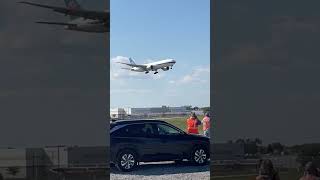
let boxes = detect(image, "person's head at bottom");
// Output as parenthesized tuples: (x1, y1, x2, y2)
(256, 159, 279, 180)
(300, 161, 320, 179)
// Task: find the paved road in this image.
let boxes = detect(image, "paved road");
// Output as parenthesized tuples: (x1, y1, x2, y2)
(110, 161, 209, 180)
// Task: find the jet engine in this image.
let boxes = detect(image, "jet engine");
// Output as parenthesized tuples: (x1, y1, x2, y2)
(147, 65, 154, 71)
(162, 67, 170, 71)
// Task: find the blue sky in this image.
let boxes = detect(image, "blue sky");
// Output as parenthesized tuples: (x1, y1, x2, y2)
(110, 0, 210, 108)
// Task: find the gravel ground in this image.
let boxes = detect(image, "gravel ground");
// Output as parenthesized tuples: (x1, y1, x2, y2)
(110, 161, 209, 180)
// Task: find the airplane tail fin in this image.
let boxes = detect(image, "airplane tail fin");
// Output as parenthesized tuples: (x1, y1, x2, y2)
(64, 0, 81, 20)
(129, 58, 136, 65)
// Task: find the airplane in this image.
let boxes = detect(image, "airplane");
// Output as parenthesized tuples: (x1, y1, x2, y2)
(19, 0, 109, 33)
(117, 58, 176, 74)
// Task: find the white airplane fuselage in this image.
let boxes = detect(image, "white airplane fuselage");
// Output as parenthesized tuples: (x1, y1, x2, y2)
(130, 59, 176, 72)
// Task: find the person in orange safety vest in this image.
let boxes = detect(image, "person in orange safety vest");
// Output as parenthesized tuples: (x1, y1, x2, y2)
(186, 112, 201, 134)
(202, 112, 210, 138)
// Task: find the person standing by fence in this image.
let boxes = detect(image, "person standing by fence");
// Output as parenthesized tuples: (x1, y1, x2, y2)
(256, 159, 280, 180)
(186, 112, 201, 134)
(202, 112, 210, 138)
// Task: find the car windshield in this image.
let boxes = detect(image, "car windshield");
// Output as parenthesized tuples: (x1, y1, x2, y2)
(110, 124, 127, 134)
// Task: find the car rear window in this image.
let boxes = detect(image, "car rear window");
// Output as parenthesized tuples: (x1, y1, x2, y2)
(112, 123, 154, 137)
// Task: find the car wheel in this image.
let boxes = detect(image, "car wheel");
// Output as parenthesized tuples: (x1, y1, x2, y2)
(116, 150, 137, 172)
(191, 146, 208, 166)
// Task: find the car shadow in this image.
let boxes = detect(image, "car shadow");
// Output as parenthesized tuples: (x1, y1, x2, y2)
(110, 161, 209, 176)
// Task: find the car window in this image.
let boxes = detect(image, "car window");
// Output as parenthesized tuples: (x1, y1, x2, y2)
(112, 123, 154, 137)
(156, 124, 182, 136)
(141, 123, 154, 136)
(110, 123, 115, 129)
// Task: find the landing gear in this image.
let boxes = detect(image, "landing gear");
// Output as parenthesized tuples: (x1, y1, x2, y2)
(154, 71, 158, 74)
(170, 66, 173, 69)
(145, 71, 149, 74)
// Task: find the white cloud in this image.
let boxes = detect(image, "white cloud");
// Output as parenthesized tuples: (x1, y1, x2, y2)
(111, 56, 129, 63)
(111, 89, 152, 94)
(172, 66, 210, 84)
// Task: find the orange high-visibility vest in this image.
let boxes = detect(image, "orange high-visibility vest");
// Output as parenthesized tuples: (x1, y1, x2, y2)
(187, 118, 199, 134)
(202, 116, 210, 131)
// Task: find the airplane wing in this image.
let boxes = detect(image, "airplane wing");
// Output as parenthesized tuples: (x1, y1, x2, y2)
(19, 1, 109, 21)
(36, 21, 76, 26)
(121, 67, 132, 71)
(116, 62, 147, 68)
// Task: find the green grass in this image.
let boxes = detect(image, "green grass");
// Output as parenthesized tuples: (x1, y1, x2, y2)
(162, 115, 205, 135)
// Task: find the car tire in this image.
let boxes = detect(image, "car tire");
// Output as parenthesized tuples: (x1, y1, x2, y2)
(116, 150, 138, 172)
(190, 146, 208, 166)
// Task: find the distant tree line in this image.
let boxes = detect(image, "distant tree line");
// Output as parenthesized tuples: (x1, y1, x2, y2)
(227, 138, 285, 156)
(291, 143, 320, 167)
(183, 106, 211, 114)
(226, 139, 320, 167)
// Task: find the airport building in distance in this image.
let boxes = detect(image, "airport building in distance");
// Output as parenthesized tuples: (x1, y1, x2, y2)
(110, 106, 199, 119)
